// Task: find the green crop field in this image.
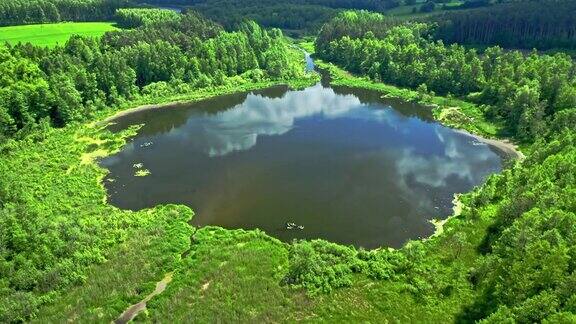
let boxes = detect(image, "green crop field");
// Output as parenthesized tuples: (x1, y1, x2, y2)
(0, 22, 118, 47)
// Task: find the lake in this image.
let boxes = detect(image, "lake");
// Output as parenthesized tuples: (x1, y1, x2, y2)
(100, 74, 504, 248)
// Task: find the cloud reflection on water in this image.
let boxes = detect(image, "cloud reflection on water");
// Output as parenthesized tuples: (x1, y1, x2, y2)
(396, 127, 497, 189)
(101, 81, 503, 248)
(167, 84, 376, 157)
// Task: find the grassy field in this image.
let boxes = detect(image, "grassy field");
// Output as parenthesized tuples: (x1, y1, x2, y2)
(0, 22, 118, 47)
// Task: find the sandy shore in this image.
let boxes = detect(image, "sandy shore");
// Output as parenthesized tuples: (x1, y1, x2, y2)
(454, 129, 525, 160)
(100, 101, 186, 125)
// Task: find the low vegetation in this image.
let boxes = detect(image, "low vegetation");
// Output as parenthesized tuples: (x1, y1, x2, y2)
(0, 22, 118, 47)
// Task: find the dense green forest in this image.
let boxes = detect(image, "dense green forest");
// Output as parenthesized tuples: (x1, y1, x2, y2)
(0, 11, 305, 142)
(133, 0, 402, 34)
(313, 11, 576, 320)
(432, 0, 576, 50)
(115, 8, 181, 28)
(0, 0, 130, 26)
(316, 11, 576, 142)
(0, 2, 575, 323)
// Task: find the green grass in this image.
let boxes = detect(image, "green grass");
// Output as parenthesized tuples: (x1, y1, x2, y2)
(0, 22, 119, 47)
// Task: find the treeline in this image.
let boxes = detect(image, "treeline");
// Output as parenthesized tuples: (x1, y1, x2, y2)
(133, 0, 401, 33)
(316, 11, 402, 47)
(115, 8, 181, 28)
(316, 11, 576, 142)
(189, 3, 339, 32)
(138, 0, 401, 11)
(0, 12, 305, 141)
(432, 0, 576, 50)
(0, 0, 130, 26)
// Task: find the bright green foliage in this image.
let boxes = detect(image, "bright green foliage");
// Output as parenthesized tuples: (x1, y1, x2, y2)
(0, 46, 50, 138)
(0, 15, 307, 141)
(0, 22, 119, 48)
(316, 11, 576, 142)
(0, 0, 129, 26)
(456, 133, 576, 322)
(115, 8, 181, 28)
(315, 10, 402, 45)
(283, 240, 410, 294)
(0, 124, 141, 321)
(284, 240, 357, 293)
(136, 0, 402, 35)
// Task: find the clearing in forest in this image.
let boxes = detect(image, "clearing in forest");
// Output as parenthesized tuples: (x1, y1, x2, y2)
(0, 22, 118, 47)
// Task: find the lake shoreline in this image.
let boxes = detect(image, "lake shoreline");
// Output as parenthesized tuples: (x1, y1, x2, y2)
(99, 78, 317, 125)
(309, 56, 524, 161)
(454, 129, 525, 160)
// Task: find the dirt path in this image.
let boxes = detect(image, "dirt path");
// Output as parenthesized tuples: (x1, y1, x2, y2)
(114, 272, 173, 324)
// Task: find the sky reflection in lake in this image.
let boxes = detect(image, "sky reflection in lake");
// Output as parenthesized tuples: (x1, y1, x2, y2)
(101, 83, 502, 248)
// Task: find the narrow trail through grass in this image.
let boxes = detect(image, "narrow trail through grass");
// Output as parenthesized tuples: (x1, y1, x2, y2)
(115, 272, 174, 324)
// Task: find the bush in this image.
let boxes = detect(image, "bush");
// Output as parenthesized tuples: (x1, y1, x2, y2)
(283, 240, 357, 293)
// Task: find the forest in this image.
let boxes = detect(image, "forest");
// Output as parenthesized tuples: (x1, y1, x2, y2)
(0, 10, 305, 142)
(0, 0, 130, 26)
(432, 0, 576, 50)
(133, 0, 402, 33)
(0, 1, 575, 323)
(316, 11, 576, 142)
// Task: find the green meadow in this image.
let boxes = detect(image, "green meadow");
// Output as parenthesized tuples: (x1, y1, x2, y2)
(0, 22, 118, 47)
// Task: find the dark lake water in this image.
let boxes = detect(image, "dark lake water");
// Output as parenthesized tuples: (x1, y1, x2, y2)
(100, 76, 504, 248)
